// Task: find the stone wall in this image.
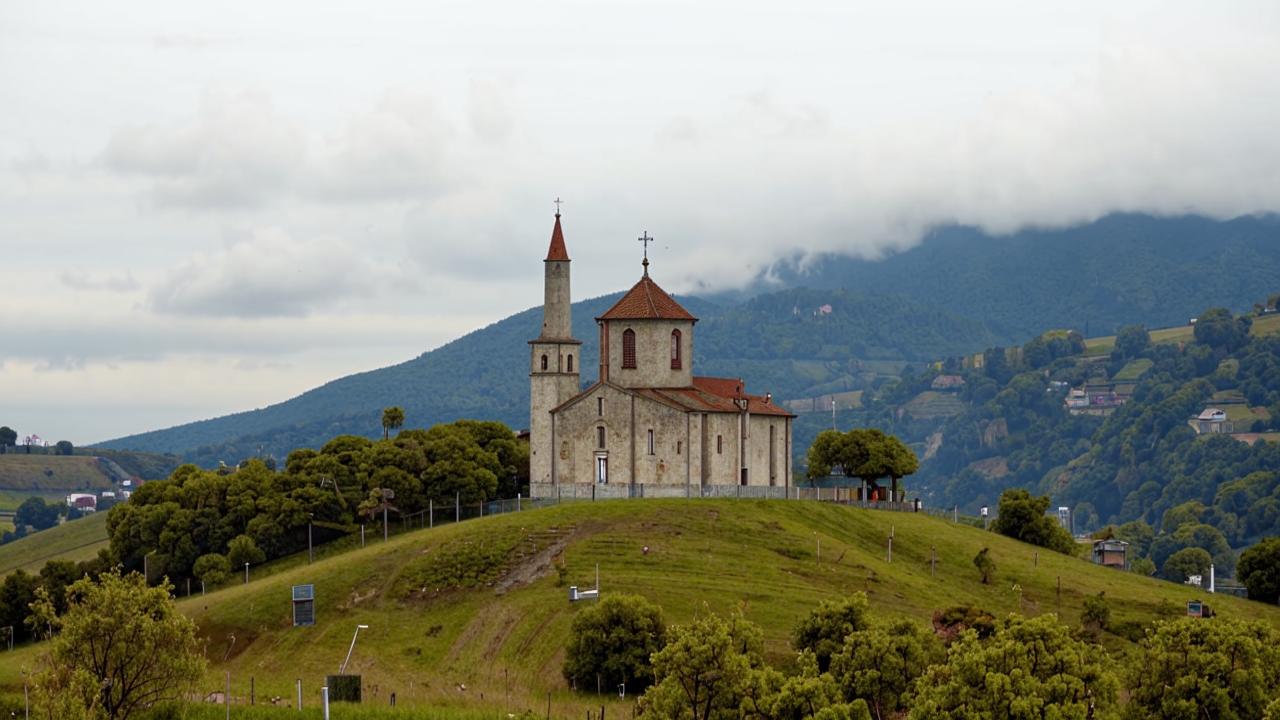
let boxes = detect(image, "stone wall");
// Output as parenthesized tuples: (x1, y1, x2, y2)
(602, 319, 694, 388)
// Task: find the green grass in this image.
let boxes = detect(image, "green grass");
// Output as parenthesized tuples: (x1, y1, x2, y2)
(0, 510, 109, 575)
(0, 489, 67, 512)
(902, 391, 966, 419)
(5, 499, 1276, 716)
(0, 455, 114, 491)
(1113, 359, 1153, 382)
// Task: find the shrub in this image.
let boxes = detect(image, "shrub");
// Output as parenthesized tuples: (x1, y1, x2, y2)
(563, 594, 666, 693)
(792, 593, 870, 672)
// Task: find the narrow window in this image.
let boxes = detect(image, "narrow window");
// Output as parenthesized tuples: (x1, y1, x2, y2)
(677, 440, 683, 455)
(769, 425, 777, 480)
(717, 435, 723, 454)
(597, 397, 603, 416)
(567, 354, 574, 372)
(622, 329, 637, 369)
(671, 329, 682, 369)
(647, 429, 655, 455)
(540, 354, 548, 371)
(597, 456, 608, 484)
(597, 426, 606, 449)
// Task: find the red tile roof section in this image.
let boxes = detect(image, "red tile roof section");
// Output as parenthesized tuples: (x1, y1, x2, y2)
(545, 213, 569, 261)
(597, 274, 697, 321)
(552, 379, 793, 417)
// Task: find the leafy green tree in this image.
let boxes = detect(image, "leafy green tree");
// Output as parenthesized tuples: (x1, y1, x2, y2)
(0, 569, 39, 642)
(0, 425, 16, 447)
(831, 619, 942, 719)
(226, 534, 265, 569)
(805, 429, 917, 500)
(908, 614, 1119, 720)
(16, 496, 60, 531)
(192, 553, 231, 587)
(1114, 325, 1151, 359)
(639, 611, 765, 720)
(1125, 618, 1280, 720)
(792, 594, 870, 673)
(1081, 592, 1110, 635)
(973, 548, 996, 585)
(1114, 520, 1155, 558)
(1237, 537, 1280, 603)
(742, 652, 871, 720)
(1130, 557, 1157, 577)
(563, 594, 667, 693)
(1161, 547, 1212, 583)
(1194, 308, 1252, 352)
(38, 560, 80, 617)
(26, 569, 204, 720)
(381, 406, 405, 440)
(54, 440, 74, 455)
(991, 488, 1076, 555)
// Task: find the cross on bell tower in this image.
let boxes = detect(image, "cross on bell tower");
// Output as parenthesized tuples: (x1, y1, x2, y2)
(638, 231, 653, 275)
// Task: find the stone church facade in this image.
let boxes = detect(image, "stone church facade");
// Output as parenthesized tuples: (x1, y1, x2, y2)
(529, 213, 794, 498)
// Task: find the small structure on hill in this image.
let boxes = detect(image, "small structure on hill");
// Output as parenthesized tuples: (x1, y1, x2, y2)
(931, 375, 966, 391)
(1091, 539, 1128, 570)
(1065, 382, 1128, 416)
(1193, 408, 1233, 435)
(65, 493, 97, 512)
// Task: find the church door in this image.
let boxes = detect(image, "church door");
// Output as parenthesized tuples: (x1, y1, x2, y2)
(596, 455, 608, 484)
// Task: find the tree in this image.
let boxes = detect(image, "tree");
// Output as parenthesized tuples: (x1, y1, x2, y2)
(638, 611, 765, 720)
(973, 548, 996, 585)
(792, 593, 870, 673)
(991, 488, 1076, 555)
(1125, 618, 1280, 720)
(805, 429, 917, 500)
(1194, 307, 1252, 352)
(1237, 537, 1280, 603)
(563, 594, 667, 693)
(0, 425, 15, 449)
(831, 619, 942, 720)
(1114, 325, 1151, 359)
(381, 406, 405, 440)
(226, 534, 265, 569)
(193, 553, 231, 588)
(16, 496, 60, 531)
(908, 614, 1118, 720)
(1162, 547, 1212, 583)
(26, 569, 204, 720)
(55, 440, 74, 456)
(0, 569, 39, 643)
(1081, 592, 1110, 635)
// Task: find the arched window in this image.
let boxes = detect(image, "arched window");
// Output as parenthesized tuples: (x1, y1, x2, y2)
(540, 354, 548, 371)
(622, 329, 637, 369)
(567, 354, 574, 372)
(670, 329, 682, 369)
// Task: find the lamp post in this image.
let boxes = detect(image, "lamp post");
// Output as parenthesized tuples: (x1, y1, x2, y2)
(339, 624, 369, 674)
(244, 562, 250, 584)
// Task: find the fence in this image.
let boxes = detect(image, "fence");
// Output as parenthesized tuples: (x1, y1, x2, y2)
(529, 482, 965, 516)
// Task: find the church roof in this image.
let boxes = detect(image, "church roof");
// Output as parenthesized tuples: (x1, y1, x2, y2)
(545, 213, 569, 261)
(597, 274, 697, 322)
(552, 378, 793, 417)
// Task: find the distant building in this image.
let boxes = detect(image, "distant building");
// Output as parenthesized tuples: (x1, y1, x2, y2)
(1194, 408, 1234, 434)
(1065, 382, 1128, 416)
(931, 375, 966, 391)
(1092, 539, 1128, 570)
(65, 493, 97, 512)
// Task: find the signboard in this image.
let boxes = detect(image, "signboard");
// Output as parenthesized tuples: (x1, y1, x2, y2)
(293, 584, 315, 626)
(1186, 600, 1203, 618)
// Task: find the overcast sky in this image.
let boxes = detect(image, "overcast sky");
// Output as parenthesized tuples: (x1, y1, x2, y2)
(2, 1, 1279, 444)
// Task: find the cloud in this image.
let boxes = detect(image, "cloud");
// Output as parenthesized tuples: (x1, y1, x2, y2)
(101, 91, 305, 209)
(147, 227, 418, 317)
(59, 270, 140, 293)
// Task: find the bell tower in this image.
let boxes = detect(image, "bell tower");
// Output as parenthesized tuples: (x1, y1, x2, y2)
(529, 207, 581, 487)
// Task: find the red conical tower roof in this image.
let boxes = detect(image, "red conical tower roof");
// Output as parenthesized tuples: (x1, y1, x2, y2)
(545, 213, 569, 261)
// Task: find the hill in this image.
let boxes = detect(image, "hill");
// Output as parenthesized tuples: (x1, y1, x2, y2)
(1, 499, 1270, 714)
(0, 510, 109, 575)
(0, 454, 119, 492)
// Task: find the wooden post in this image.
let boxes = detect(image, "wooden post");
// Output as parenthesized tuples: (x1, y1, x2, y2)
(930, 546, 936, 577)
(1034, 551, 1038, 568)
(251, 676, 255, 705)
(1057, 575, 1061, 605)
(886, 535, 892, 563)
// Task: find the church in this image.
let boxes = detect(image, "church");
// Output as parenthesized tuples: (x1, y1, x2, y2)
(528, 211, 794, 498)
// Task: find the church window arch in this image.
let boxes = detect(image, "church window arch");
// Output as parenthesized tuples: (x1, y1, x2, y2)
(671, 329, 682, 369)
(597, 426, 607, 449)
(622, 329, 637, 369)
(567, 354, 574, 372)
(540, 354, 548, 371)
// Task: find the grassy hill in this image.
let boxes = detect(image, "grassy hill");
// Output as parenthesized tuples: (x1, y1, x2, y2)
(1085, 312, 1280, 355)
(2, 500, 1272, 714)
(0, 510, 109, 575)
(0, 455, 117, 492)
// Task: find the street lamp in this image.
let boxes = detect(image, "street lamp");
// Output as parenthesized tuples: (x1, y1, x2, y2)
(339, 624, 369, 674)
(244, 562, 250, 584)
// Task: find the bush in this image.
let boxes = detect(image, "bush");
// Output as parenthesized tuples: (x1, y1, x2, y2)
(1238, 537, 1280, 603)
(991, 489, 1077, 555)
(973, 548, 996, 584)
(226, 535, 265, 569)
(192, 554, 230, 587)
(1162, 547, 1211, 583)
(1081, 592, 1110, 634)
(563, 594, 666, 693)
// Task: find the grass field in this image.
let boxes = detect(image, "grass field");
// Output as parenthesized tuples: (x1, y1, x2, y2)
(4, 499, 1276, 717)
(0, 454, 114, 491)
(0, 510, 109, 575)
(0, 488, 67, 513)
(1113, 358, 1153, 382)
(1086, 313, 1280, 356)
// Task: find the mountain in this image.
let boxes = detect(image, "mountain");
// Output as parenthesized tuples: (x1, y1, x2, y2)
(99, 212, 1280, 466)
(753, 213, 1280, 341)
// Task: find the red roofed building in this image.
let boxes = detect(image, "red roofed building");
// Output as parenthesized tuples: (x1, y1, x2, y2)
(529, 212, 794, 496)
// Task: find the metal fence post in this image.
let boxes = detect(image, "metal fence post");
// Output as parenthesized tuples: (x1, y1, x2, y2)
(429, 499, 433, 529)
(455, 492, 460, 523)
